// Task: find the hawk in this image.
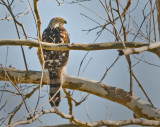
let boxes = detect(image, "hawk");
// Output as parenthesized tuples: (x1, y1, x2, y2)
(42, 17, 70, 106)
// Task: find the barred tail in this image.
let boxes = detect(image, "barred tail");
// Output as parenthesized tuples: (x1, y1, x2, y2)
(49, 70, 61, 107)
(50, 83, 61, 106)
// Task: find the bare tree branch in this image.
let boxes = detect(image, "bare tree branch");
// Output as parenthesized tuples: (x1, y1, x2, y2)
(1, 68, 160, 121)
(33, 0, 42, 41)
(0, 39, 160, 57)
(122, 41, 160, 56)
(10, 108, 160, 127)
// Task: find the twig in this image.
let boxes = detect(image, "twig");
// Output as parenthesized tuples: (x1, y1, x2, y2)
(0, 66, 31, 125)
(75, 93, 89, 106)
(63, 88, 73, 123)
(134, 56, 160, 67)
(118, 2, 154, 43)
(100, 52, 120, 82)
(56, 0, 64, 6)
(1, 0, 29, 74)
(149, 0, 157, 42)
(133, 73, 154, 107)
(81, 57, 92, 76)
(77, 22, 105, 76)
(77, 51, 89, 76)
(8, 86, 39, 124)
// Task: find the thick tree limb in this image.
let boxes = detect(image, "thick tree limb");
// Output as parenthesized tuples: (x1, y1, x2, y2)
(1, 68, 160, 121)
(0, 39, 147, 50)
(122, 41, 160, 56)
(0, 39, 160, 57)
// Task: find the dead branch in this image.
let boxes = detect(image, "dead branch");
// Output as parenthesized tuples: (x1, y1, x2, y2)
(10, 108, 160, 127)
(122, 41, 160, 56)
(0, 39, 160, 57)
(63, 88, 73, 123)
(1, 68, 160, 121)
(33, 0, 42, 41)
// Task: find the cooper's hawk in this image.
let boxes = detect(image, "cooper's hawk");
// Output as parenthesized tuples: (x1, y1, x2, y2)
(42, 17, 70, 106)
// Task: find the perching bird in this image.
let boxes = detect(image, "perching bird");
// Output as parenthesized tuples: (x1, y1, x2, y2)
(42, 17, 70, 106)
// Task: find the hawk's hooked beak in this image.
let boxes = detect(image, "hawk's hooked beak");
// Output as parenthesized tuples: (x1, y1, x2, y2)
(64, 20, 67, 24)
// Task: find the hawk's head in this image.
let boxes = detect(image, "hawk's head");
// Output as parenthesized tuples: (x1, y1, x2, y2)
(48, 17, 67, 29)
